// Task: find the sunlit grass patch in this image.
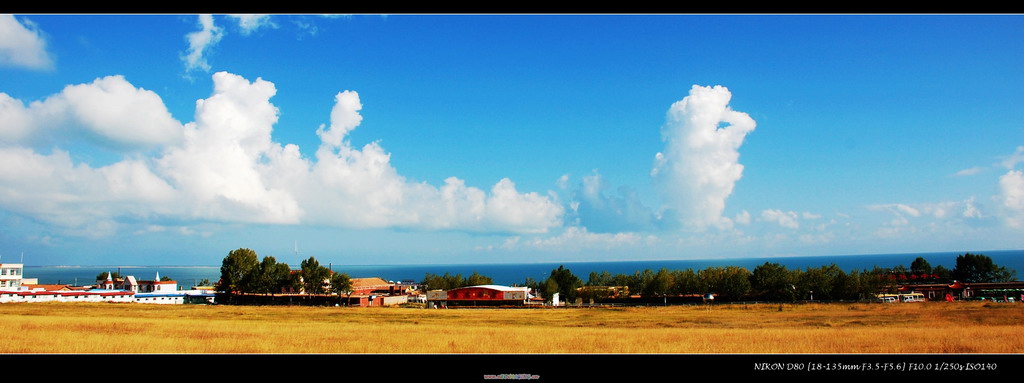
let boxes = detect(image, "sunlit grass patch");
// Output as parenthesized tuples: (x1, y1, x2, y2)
(1, 301, 1021, 353)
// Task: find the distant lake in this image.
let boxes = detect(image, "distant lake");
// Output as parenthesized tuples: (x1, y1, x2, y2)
(22, 250, 1024, 287)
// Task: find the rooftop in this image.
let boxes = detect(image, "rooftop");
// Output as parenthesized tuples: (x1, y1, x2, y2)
(452, 285, 530, 292)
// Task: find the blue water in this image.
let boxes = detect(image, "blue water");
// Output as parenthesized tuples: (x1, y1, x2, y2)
(22, 250, 1024, 287)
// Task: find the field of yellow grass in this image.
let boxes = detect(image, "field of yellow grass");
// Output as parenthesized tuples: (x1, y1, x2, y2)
(1, 302, 1021, 354)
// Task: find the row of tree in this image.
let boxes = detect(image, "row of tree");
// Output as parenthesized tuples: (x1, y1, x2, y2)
(517, 253, 1016, 303)
(217, 248, 352, 298)
(901, 253, 1016, 283)
(421, 271, 494, 291)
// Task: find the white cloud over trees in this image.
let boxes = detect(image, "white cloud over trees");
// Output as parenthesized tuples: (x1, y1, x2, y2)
(0, 72, 563, 236)
(651, 85, 756, 231)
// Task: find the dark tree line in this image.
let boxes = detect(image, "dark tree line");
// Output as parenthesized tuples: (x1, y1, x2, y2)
(520, 253, 1016, 303)
(421, 271, 493, 291)
(217, 248, 352, 298)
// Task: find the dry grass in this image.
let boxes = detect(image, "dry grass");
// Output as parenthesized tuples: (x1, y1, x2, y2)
(1, 302, 1021, 354)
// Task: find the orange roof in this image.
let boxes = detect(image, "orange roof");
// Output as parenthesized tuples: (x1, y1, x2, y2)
(351, 277, 391, 288)
(22, 284, 71, 291)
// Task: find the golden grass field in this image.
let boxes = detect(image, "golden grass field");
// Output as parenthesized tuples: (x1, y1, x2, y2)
(1, 302, 1022, 354)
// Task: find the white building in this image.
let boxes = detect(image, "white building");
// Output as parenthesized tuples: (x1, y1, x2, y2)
(134, 293, 185, 304)
(0, 289, 134, 303)
(97, 272, 178, 293)
(0, 263, 23, 290)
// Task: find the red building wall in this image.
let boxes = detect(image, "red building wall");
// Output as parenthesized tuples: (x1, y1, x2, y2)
(446, 287, 505, 300)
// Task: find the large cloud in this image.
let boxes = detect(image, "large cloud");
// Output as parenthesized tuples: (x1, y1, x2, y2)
(651, 85, 756, 231)
(156, 72, 299, 224)
(0, 71, 562, 236)
(0, 75, 183, 148)
(0, 15, 53, 70)
(289, 87, 563, 232)
(0, 147, 175, 237)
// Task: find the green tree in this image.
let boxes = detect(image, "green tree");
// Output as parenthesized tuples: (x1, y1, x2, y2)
(543, 278, 559, 302)
(932, 265, 953, 281)
(422, 272, 465, 291)
(629, 269, 654, 297)
(300, 256, 332, 295)
(586, 271, 613, 286)
(611, 273, 633, 289)
(642, 268, 674, 298)
(330, 272, 353, 305)
(159, 275, 174, 282)
(750, 262, 796, 301)
(910, 257, 933, 275)
(218, 248, 259, 294)
(669, 269, 700, 296)
(699, 266, 751, 301)
(797, 264, 846, 300)
(846, 268, 889, 300)
(544, 265, 583, 303)
(466, 271, 493, 286)
(953, 253, 1016, 282)
(252, 256, 292, 295)
(96, 271, 122, 281)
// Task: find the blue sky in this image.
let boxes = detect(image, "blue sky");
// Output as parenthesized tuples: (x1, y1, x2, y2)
(1, 14, 1023, 266)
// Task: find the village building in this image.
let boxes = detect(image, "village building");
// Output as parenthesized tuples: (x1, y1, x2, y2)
(134, 293, 185, 304)
(0, 288, 134, 303)
(20, 283, 72, 292)
(0, 263, 24, 290)
(895, 281, 1024, 302)
(97, 272, 178, 293)
(336, 277, 409, 307)
(426, 285, 532, 307)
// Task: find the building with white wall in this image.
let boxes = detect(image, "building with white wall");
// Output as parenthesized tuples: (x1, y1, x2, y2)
(0, 263, 23, 290)
(134, 293, 185, 304)
(97, 272, 178, 293)
(0, 289, 134, 303)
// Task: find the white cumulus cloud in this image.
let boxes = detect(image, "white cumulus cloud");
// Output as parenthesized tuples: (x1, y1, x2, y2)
(0, 15, 53, 70)
(0, 147, 175, 238)
(998, 170, 1024, 228)
(651, 85, 756, 231)
(0, 75, 184, 148)
(734, 210, 751, 225)
(182, 14, 224, 72)
(801, 211, 821, 220)
(156, 72, 300, 224)
(1001, 146, 1024, 170)
(760, 209, 799, 229)
(502, 226, 651, 251)
(0, 71, 563, 236)
(293, 88, 563, 233)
